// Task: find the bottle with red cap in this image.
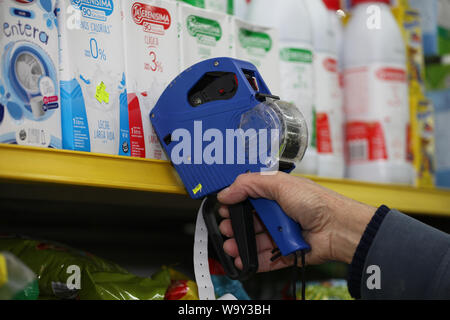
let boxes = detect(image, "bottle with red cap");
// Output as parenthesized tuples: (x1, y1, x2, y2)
(304, 0, 345, 178)
(342, 0, 413, 184)
(323, 0, 345, 71)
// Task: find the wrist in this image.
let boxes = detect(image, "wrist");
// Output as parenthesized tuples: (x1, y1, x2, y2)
(347, 205, 391, 299)
(328, 196, 377, 264)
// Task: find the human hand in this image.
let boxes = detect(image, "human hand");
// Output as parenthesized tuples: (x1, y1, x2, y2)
(217, 172, 376, 272)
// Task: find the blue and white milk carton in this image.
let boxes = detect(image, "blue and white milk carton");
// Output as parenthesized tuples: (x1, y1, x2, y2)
(0, 0, 62, 148)
(57, 0, 130, 156)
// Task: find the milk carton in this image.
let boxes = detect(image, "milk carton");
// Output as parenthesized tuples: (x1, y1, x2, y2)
(0, 0, 61, 148)
(122, 0, 180, 159)
(230, 18, 280, 94)
(179, 3, 230, 70)
(57, 0, 130, 156)
(178, 0, 233, 14)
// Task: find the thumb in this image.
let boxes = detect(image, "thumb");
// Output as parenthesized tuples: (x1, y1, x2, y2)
(217, 172, 286, 205)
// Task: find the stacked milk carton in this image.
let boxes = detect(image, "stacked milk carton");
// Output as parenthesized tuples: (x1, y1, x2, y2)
(57, 0, 130, 156)
(0, 0, 283, 162)
(178, 0, 280, 87)
(122, 0, 180, 159)
(178, 0, 233, 14)
(178, 2, 231, 70)
(230, 17, 280, 95)
(0, 0, 62, 148)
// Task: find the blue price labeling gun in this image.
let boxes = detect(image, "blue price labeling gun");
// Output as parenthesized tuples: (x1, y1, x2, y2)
(151, 57, 311, 282)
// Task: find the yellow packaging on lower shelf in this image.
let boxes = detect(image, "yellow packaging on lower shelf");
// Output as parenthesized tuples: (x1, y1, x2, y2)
(0, 254, 7, 288)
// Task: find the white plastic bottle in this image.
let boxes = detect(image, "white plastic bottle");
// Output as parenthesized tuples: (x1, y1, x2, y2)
(246, 0, 317, 175)
(233, 0, 252, 20)
(343, 0, 411, 184)
(305, 0, 345, 178)
(323, 0, 345, 72)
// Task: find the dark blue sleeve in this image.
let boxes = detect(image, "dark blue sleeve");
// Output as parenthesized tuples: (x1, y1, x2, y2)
(347, 207, 450, 300)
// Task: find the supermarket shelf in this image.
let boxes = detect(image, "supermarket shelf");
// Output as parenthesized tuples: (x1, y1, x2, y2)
(0, 144, 185, 195)
(0, 144, 449, 216)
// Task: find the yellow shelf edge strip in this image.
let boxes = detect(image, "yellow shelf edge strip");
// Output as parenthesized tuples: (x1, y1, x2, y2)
(0, 144, 186, 194)
(1, 144, 449, 216)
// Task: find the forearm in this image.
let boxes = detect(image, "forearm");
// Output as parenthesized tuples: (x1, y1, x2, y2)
(347, 208, 450, 300)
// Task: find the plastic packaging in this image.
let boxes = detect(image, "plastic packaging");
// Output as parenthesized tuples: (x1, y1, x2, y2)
(0, 235, 254, 300)
(409, 0, 450, 56)
(343, 0, 411, 184)
(208, 258, 250, 300)
(0, 252, 39, 300)
(392, 1, 437, 187)
(305, 0, 345, 178)
(246, 0, 316, 174)
(0, 235, 172, 300)
(426, 62, 450, 188)
(301, 280, 353, 300)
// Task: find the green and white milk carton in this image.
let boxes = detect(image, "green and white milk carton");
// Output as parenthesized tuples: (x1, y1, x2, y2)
(179, 3, 231, 70)
(230, 17, 280, 95)
(178, 0, 233, 14)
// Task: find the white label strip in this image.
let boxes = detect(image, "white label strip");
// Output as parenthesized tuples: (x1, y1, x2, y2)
(193, 199, 216, 300)
(193, 198, 237, 300)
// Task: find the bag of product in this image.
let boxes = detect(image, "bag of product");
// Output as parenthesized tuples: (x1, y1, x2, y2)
(0, 251, 39, 300)
(0, 235, 178, 300)
(303, 280, 353, 300)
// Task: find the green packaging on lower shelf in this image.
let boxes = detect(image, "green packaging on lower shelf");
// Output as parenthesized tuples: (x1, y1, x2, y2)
(0, 234, 354, 300)
(0, 234, 194, 300)
(301, 280, 353, 301)
(0, 251, 39, 300)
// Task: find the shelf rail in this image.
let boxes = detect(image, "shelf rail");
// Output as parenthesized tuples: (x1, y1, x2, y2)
(1, 144, 449, 216)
